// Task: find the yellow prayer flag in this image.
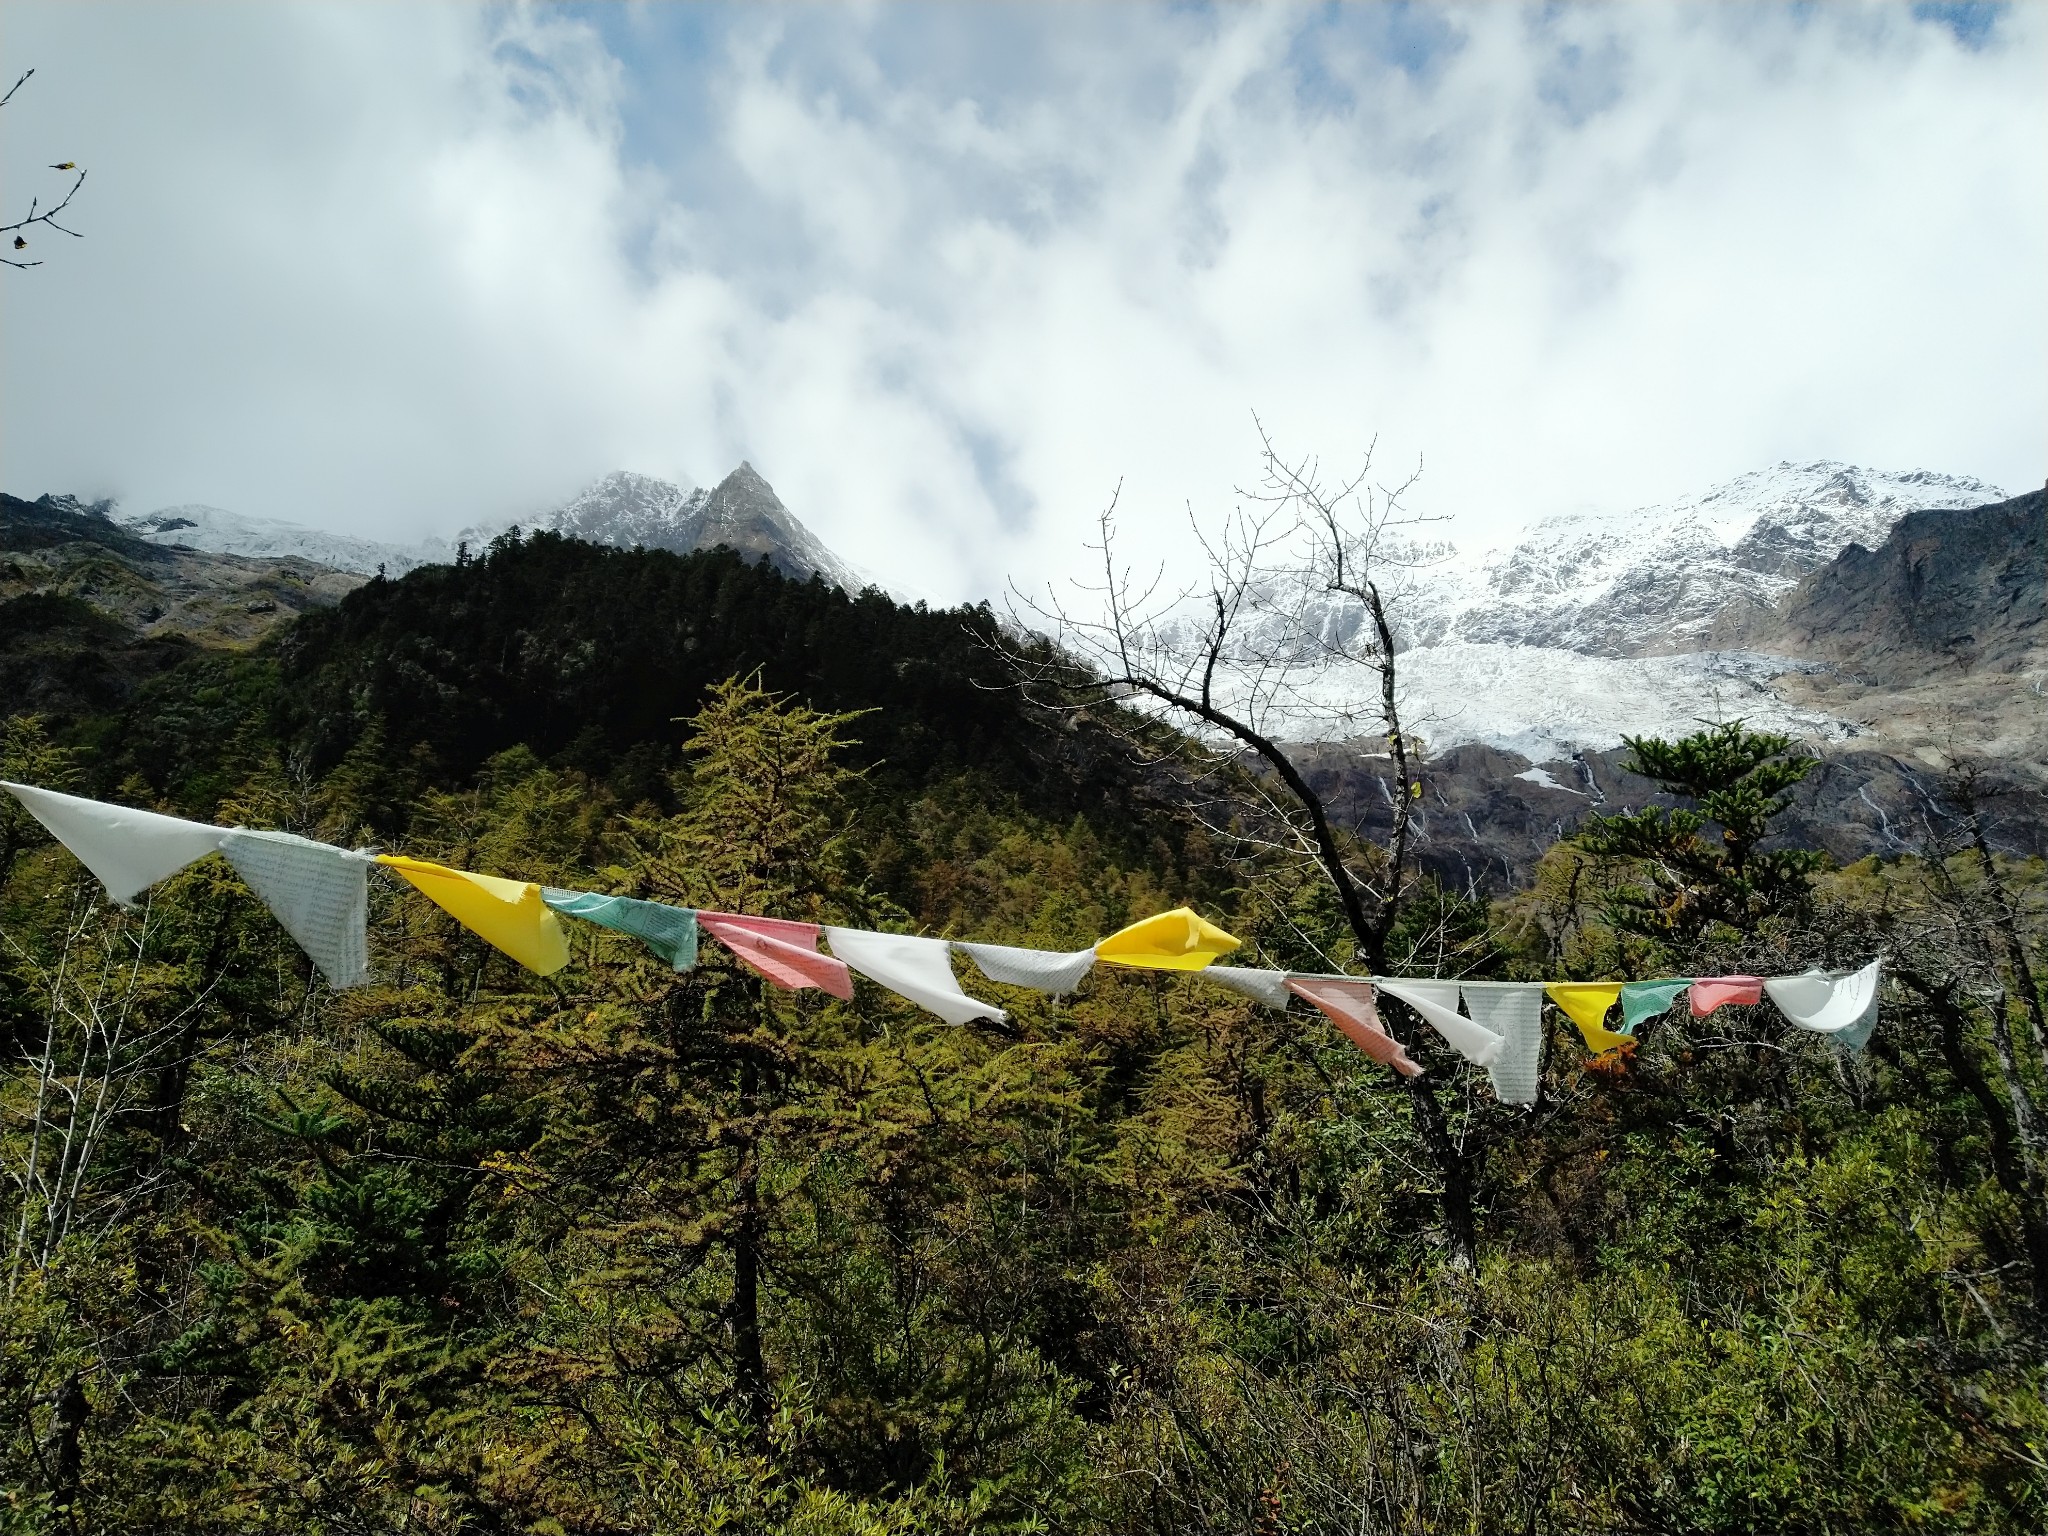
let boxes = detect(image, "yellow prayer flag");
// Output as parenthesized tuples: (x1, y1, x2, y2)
(1546, 981, 1632, 1054)
(377, 854, 570, 976)
(1094, 907, 1240, 972)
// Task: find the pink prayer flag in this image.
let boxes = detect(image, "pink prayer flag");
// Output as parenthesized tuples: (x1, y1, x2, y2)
(1287, 978, 1424, 1078)
(697, 911, 854, 998)
(1690, 975, 1764, 1016)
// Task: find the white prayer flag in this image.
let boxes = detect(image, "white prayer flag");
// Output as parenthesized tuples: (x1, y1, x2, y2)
(3, 780, 224, 906)
(221, 829, 374, 989)
(829, 928, 1008, 1026)
(1461, 981, 1546, 1105)
(1200, 966, 1295, 1010)
(953, 940, 1098, 996)
(1375, 978, 1504, 1068)
(1765, 960, 1882, 1050)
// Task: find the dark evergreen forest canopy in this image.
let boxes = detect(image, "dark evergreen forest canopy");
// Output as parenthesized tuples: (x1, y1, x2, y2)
(275, 533, 1043, 791)
(2, 530, 2044, 1532)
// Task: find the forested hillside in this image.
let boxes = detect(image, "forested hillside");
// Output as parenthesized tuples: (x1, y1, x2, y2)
(2, 531, 2043, 1532)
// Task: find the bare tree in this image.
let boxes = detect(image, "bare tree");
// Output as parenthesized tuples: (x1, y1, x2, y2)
(1002, 418, 1499, 1266)
(3, 894, 200, 1298)
(2, 69, 88, 271)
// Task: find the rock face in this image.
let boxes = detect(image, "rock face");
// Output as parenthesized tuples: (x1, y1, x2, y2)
(1755, 488, 2045, 683)
(1291, 736, 2047, 898)
(679, 463, 873, 593)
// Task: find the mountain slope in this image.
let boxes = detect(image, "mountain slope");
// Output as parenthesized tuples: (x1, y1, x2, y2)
(4, 493, 363, 642)
(1290, 731, 2047, 896)
(2, 492, 365, 721)
(1758, 487, 2045, 681)
(1748, 487, 2048, 785)
(264, 530, 1142, 823)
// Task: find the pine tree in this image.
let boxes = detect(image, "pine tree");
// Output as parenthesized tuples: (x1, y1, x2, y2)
(1574, 721, 1824, 958)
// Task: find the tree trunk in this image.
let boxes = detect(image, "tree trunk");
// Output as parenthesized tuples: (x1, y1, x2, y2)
(43, 1370, 88, 1506)
(731, 1055, 770, 1441)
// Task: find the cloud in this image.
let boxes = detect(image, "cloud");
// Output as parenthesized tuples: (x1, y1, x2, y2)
(1, 2, 2040, 605)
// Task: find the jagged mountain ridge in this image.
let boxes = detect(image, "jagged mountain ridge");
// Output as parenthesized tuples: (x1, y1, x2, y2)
(1384, 460, 2006, 657)
(1178, 459, 2009, 759)
(112, 464, 876, 594)
(457, 465, 877, 595)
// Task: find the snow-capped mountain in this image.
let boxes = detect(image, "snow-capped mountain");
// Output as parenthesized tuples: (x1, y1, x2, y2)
(457, 465, 877, 595)
(1389, 461, 2005, 657)
(116, 464, 877, 594)
(457, 470, 701, 554)
(120, 504, 444, 577)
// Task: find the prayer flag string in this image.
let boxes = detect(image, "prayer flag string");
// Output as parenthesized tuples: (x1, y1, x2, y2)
(1, 782, 1886, 1094)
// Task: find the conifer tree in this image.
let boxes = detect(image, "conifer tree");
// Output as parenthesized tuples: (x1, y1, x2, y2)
(1575, 721, 1824, 957)
(510, 676, 867, 1454)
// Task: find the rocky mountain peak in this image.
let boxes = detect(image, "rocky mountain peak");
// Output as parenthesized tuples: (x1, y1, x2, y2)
(101, 462, 874, 593)
(42, 492, 118, 521)
(524, 469, 704, 549)
(460, 463, 873, 594)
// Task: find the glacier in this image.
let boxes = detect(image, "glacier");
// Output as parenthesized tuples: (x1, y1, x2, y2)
(119, 504, 446, 577)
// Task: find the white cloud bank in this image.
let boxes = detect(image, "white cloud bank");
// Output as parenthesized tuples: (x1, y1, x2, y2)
(1, 2, 2040, 604)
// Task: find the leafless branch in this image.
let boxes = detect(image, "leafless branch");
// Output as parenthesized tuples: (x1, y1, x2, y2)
(1, 66, 88, 270)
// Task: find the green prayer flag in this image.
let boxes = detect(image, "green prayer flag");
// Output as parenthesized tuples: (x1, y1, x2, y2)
(1619, 979, 1691, 1034)
(541, 888, 698, 971)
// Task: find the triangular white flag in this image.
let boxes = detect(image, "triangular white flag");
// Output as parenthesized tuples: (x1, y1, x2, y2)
(1375, 978, 1503, 1068)
(3, 780, 223, 905)
(829, 928, 1008, 1026)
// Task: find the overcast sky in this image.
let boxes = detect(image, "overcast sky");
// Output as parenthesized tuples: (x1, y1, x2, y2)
(2, 2, 2040, 603)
